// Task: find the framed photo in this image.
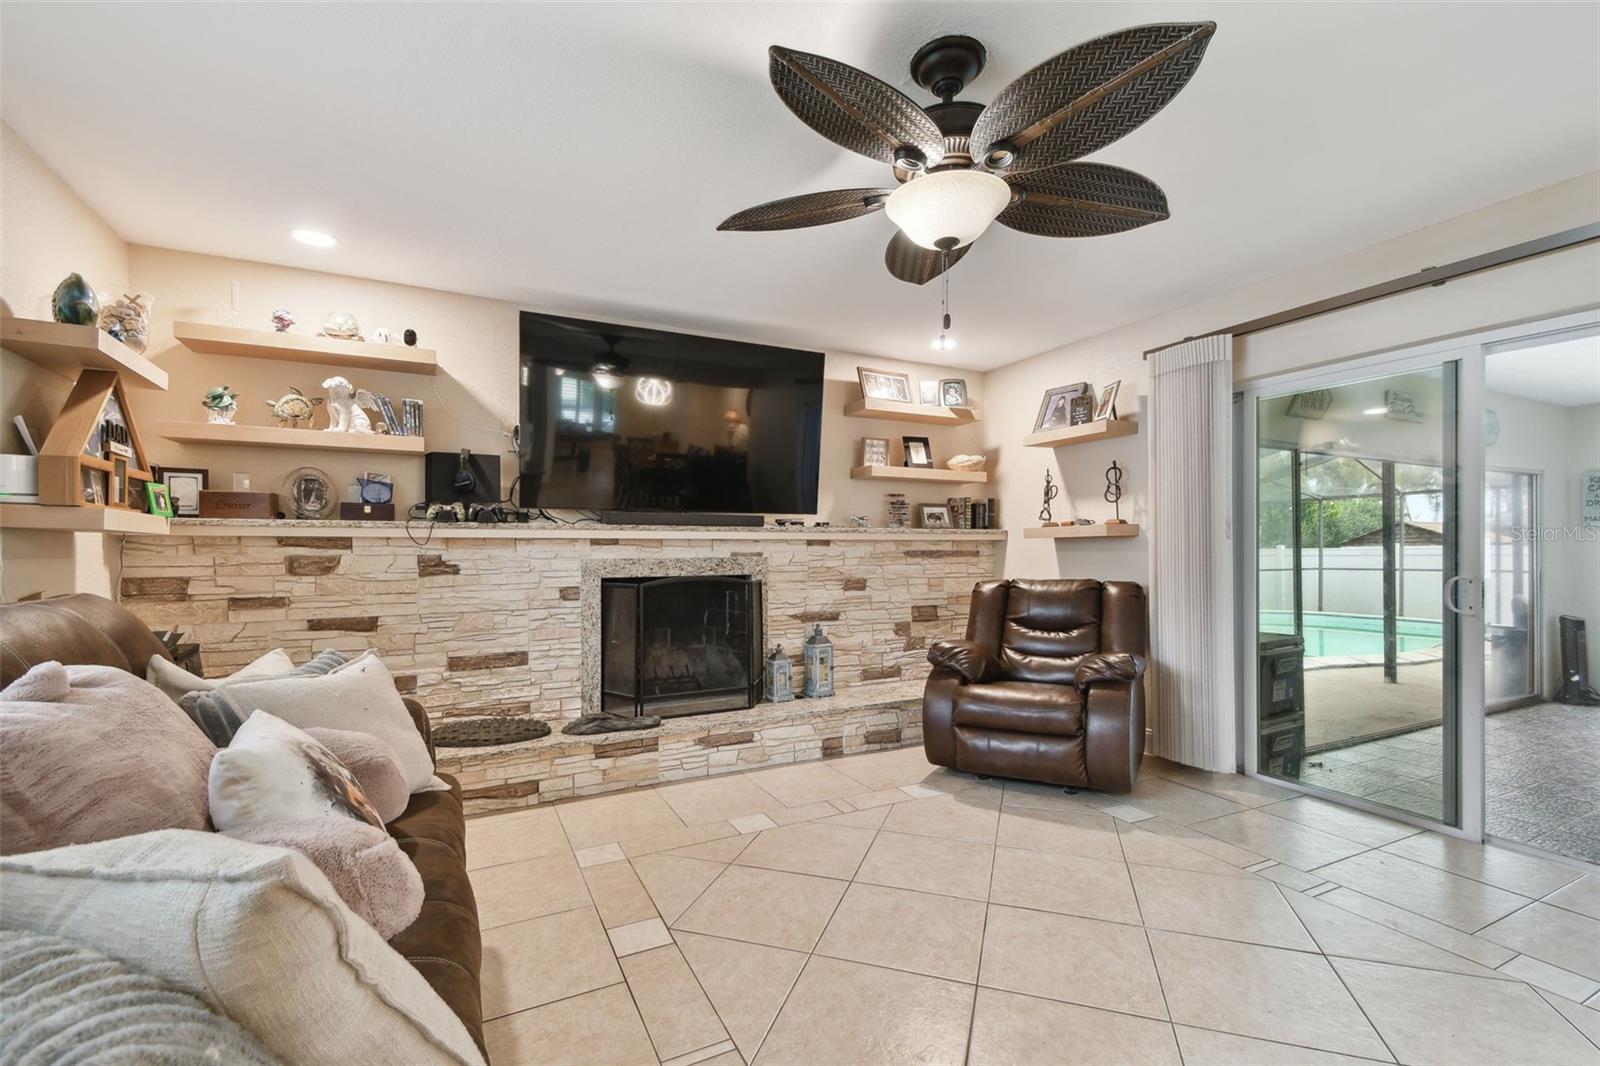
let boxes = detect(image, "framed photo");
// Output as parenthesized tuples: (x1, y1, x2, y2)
(939, 378, 969, 408)
(919, 503, 952, 529)
(857, 366, 913, 404)
(860, 437, 890, 467)
(1034, 383, 1089, 431)
(154, 466, 209, 517)
(1069, 393, 1095, 426)
(1094, 380, 1122, 421)
(918, 380, 939, 405)
(902, 436, 933, 468)
(145, 481, 174, 518)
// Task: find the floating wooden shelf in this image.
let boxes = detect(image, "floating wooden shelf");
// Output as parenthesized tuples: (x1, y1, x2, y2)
(0, 503, 169, 535)
(1, 318, 168, 390)
(850, 465, 989, 485)
(156, 421, 426, 455)
(172, 321, 438, 375)
(844, 397, 980, 426)
(1023, 419, 1137, 449)
(1023, 523, 1141, 540)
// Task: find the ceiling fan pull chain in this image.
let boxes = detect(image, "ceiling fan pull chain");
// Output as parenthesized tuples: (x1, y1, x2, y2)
(942, 252, 952, 331)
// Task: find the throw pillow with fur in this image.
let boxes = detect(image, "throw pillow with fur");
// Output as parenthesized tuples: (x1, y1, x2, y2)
(210, 711, 384, 831)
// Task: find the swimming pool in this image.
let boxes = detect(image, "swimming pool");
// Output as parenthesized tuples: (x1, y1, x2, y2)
(1260, 611, 1443, 659)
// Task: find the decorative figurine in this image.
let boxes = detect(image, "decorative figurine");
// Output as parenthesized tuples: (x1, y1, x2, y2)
(98, 291, 152, 353)
(1104, 460, 1126, 524)
(321, 376, 379, 433)
(369, 327, 395, 344)
(201, 385, 239, 424)
(265, 387, 325, 428)
(319, 312, 362, 341)
(270, 308, 295, 332)
(802, 624, 835, 699)
(51, 273, 99, 326)
(1039, 468, 1060, 526)
(849, 514, 869, 528)
(764, 644, 794, 703)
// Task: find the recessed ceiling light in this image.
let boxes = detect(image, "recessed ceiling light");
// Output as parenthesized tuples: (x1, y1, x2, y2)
(291, 228, 337, 248)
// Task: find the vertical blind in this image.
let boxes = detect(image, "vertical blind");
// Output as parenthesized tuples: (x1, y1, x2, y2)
(1149, 334, 1236, 772)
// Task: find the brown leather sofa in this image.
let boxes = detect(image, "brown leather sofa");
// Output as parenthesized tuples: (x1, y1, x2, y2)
(0, 594, 486, 1059)
(923, 578, 1148, 793)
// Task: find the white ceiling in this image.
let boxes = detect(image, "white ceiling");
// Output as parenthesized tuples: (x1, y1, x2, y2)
(1487, 333, 1600, 407)
(3, 3, 1597, 371)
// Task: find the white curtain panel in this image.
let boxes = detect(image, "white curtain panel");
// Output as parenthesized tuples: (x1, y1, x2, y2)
(1148, 334, 1236, 772)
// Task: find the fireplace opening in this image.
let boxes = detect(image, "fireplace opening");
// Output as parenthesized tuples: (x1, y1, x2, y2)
(601, 575, 763, 718)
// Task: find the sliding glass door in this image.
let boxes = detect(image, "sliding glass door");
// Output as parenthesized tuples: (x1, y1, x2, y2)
(1249, 362, 1465, 826)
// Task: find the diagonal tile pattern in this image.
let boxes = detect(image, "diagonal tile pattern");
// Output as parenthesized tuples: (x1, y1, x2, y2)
(465, 745, 1599, 1064)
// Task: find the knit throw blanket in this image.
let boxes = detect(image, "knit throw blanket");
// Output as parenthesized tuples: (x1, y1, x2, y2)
(0, 928, 280, 1065)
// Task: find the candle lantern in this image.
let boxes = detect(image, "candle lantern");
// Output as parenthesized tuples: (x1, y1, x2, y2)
(803, 623, 835, 698)
(765, 644, 794, 703)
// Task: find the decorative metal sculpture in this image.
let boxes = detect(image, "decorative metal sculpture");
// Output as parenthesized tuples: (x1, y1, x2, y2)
(1105, 460, 1125, 524)
(1039, 468, 1059, 526)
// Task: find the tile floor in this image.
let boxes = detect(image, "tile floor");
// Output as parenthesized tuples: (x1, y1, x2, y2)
(1296, 701, 1600, 863)
(466, 743, 1600, 1065)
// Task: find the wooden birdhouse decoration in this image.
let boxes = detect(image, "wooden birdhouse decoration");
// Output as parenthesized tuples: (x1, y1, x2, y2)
(37, 369, 155, 510)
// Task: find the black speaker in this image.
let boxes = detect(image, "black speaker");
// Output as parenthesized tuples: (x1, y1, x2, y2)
(1557, 615, 1600, 706)
(424, 450, 500, 506)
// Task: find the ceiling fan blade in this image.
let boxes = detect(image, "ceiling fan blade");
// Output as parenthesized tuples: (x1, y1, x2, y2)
(885, 231, 969, 285)
(1000, 163, 1169, 238)
(970, 22, 1215, 176)
(769, 45, 945, 168)
(718, 188, 894, 232)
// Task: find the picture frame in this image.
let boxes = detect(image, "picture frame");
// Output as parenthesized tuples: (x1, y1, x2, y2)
(902, 436, 933, 468)
(918, 380, 939, 405)
(1069, 393, 1095, 426)
(919, 503, 952, 528)
(860, 437, 890, 467)
(939, 378, 969, 408)
(1034, 383, 1089, 431)
(145, 481, 174, 518)
(857, 366, 913, 404)
(1094, 380, 1122, 421)
(154, 465, 209, 517)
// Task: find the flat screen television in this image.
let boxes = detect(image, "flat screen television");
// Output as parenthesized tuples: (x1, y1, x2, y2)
(518, 312, 824, 517)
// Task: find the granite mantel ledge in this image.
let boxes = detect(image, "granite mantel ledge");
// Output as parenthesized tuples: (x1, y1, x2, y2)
(164, 518, 1006, 541)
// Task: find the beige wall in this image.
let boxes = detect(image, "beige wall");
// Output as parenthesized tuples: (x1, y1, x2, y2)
(984, 171, 1600, 583)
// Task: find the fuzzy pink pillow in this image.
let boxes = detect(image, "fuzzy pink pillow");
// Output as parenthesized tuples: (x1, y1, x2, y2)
(305, 727, 410, 824)
(0, 662, 215, 855)
(224, 818, 424, 939)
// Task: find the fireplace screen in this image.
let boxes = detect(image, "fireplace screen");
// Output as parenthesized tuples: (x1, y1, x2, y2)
(601, 575, 763, 718)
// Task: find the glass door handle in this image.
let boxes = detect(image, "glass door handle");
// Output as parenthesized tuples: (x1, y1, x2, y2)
(1444, 575, 1479, 616)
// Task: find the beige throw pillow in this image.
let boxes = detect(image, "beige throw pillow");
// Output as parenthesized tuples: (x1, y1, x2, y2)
(0, 830, 484, 1065)
(0, 662, 214, 856)
(147, 647, 295, 702)
(212, 651, 437, 792)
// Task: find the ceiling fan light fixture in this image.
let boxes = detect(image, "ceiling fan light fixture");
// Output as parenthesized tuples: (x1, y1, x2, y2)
(930, 333, 957, 352)
(884, 170, 1010, 251)
(592, 364, 623, 390)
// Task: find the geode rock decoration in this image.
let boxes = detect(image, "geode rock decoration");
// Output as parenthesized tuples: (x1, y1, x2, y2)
(98, 292, 153, 353)
(319, 312, 362, 341)
(51, 273, 99, 326)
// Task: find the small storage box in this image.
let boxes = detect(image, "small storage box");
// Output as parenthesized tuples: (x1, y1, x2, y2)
(198, 491, 279, 519)
(339, 502, 396, 521)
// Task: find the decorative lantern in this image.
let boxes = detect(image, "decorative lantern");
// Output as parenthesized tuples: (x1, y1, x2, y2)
(765, 644, 794, 703)
(803, 624, 834, 699)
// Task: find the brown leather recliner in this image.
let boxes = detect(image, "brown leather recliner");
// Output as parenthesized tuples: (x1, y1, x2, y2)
(923, 578, 1148, 793)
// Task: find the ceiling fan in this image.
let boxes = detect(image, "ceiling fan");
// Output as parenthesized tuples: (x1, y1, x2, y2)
(718, 23, 1216, 285)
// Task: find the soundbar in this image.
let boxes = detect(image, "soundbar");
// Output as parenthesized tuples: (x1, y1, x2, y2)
(601, 511, 765, 528)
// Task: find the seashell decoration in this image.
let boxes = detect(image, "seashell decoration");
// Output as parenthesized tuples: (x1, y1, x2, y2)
(946, 454, 986, 472)
(98, 292, 153, 353)
(318, 311, 362, 341)
(270, 307, 295, 332)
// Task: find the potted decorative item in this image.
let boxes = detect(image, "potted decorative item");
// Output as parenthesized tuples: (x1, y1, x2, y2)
(270, 308, 295, 332)
(51, 273, 99, 326)
(803, 624, 834, 699)
(201, 386, 239, 425)
(765, 644, 794, 703)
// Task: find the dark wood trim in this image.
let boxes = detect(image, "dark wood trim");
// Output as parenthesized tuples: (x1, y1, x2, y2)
(1144, 222, 1600, 359)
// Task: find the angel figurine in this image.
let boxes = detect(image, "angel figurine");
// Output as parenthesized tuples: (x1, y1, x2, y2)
(322, 376, 378, 433)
